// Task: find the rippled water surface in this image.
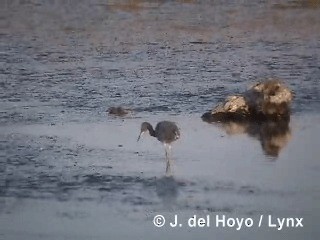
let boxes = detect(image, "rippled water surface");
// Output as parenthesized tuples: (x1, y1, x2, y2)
(1, 0, 320, 239)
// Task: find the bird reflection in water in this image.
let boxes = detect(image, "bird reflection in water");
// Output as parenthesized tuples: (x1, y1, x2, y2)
(155, 161, 179, 206)
(205, 119, 291, 158)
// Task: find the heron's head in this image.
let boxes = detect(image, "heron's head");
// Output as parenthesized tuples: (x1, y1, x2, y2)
(137, 122, 153, 141)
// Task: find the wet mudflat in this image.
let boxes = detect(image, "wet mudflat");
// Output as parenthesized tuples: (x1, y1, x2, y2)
(1, 0, 320, 239)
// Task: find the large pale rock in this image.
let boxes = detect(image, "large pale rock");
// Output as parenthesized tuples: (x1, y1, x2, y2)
(202, 79, 293, 122)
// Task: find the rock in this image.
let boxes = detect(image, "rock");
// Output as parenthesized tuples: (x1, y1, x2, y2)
(202, 79, 293, 122)
(108, 107, 132, 116)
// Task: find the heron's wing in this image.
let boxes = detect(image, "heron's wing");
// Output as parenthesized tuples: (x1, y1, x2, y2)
(155, 121, 180, 143)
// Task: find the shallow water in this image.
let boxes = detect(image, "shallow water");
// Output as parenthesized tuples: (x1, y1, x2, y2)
(1, 0, 320, 239)
(0, 114, 320, 239)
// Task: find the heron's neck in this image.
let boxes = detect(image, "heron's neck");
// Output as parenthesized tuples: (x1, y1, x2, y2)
(146, 123, 156, 137)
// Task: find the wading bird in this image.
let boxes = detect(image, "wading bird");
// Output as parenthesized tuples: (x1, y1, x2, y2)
(137, 121, 180, 174)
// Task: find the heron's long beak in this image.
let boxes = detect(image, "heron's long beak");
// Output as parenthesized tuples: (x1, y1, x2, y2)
(137, 131, 144, 142)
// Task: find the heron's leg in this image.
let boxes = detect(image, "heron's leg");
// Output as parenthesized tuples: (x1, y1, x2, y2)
(168, 144, 172, 155)
(164, 144, 169, 161)
(165, 160, 172, 176)
(165, 145, 173, 176)
(167, 145, 172, 160)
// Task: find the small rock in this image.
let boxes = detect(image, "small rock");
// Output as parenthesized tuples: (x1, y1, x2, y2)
(108, 106, 132, 116)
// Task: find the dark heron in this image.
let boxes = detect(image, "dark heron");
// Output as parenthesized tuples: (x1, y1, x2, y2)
(137, 121, 180, 174)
